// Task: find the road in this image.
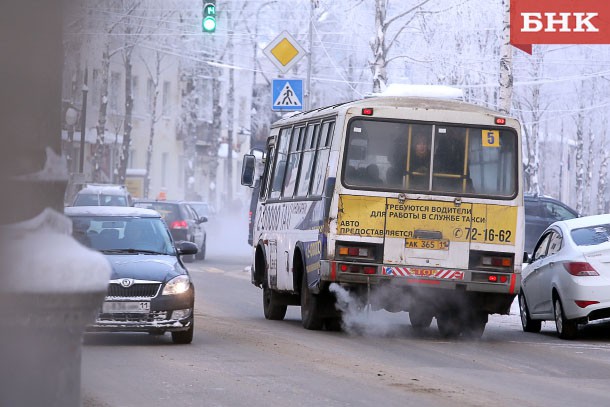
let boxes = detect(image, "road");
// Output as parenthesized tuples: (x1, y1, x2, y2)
(82, 249, 610, 407)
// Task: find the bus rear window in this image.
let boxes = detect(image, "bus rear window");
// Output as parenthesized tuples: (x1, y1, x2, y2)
(343, 119, 517, 198)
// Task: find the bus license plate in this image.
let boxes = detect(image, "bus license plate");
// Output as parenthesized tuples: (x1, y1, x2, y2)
(405, 238, 449, 250)
(102, 301, 150, 313)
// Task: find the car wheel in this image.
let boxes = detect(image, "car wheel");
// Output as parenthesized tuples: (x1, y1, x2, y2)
(196, 237, 206, 260)
(300, 271, 324, 330)
(554, 297, 578, 340)
(519, 292, 542, 333)
(171, 324, 194, 344)
(436, 312, 461, 338)
(262, 285, 287, 320)
(408, 310, 433, 330)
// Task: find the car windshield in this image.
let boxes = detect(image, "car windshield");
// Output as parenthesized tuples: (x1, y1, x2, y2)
(571, 223, 610, 246)
(74, 194, 128, 206)
(70, 215, 175, 254)
(134, 202, 180, 224)
(189, 203, 209, 217)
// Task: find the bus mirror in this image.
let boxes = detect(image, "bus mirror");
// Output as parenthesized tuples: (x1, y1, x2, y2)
(241, 154, 256, 187)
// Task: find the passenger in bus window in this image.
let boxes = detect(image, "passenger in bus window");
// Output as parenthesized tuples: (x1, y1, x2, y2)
(433, 129, 473, 193)
(408, 133, 431, 189)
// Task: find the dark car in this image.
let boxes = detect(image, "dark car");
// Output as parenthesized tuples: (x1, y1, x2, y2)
(524, 194, 578, 255)
(65, 206, 198, 344)
(133, 199, 207, 261)
(185, 201, 216, 220)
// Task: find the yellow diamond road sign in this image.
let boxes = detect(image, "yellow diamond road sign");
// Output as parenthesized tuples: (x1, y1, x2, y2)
(263, 31, 306, 74)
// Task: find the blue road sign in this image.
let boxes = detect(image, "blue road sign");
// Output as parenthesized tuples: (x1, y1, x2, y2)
(272, 79, 303, 111)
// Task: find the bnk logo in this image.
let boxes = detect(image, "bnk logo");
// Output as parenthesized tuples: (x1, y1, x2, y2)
(510, 0, 610, 53)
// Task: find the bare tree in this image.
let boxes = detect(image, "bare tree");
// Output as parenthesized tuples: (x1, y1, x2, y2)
(497, 0, 513, 114)
(142, 50, 163, 198)
(370, 0, 432, 93)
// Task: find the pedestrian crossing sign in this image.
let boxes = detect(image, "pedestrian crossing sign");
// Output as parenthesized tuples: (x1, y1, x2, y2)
(272, 79, 303, 111)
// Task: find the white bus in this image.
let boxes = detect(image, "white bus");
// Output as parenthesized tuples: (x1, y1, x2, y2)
(241, 96, 524, 337)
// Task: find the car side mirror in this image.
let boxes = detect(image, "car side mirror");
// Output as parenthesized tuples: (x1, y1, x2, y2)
(176, 240, 198, 256)
(241, 154, 256, 187)
(523, 252, 531, 264)
(198, 216, 208, 224)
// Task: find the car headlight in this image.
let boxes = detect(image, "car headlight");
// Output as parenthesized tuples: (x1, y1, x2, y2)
(162, 275, 191, 295)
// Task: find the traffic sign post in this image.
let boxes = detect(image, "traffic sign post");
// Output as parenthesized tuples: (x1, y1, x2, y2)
(272, 79, 303, 111)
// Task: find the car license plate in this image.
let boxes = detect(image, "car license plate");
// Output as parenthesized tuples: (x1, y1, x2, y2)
(102, 301, 150, 313)
(405, 238, 449, 250)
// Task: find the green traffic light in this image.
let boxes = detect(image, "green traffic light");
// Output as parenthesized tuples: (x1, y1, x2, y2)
(203, 3, 216, 33)
(203, 16, 216, 32)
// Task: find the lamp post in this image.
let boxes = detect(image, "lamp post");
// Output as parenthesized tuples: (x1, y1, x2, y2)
(79, 67, 89, 175)
(65, 104, 79, 175)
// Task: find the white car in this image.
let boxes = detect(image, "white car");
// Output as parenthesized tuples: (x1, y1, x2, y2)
(519, 214, 610, 339)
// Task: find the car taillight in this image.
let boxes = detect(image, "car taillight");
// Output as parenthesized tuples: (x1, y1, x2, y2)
(563, 262, 599, 276)
(575, 300, 600, 308)
(170, 220, 188, 229)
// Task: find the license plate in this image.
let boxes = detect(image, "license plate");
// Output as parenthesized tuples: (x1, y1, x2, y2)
(102, 301, 150, 313)
(405, 238, 449, 250)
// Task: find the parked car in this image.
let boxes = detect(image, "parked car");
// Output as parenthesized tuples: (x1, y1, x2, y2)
(185, 201, 215, 220)
(519, 214, 610, 339)
(72, 184, 133, 207)
(65, 206, 198, 344)
(524, 194, 578, 255)
(133, 199, 207, 262)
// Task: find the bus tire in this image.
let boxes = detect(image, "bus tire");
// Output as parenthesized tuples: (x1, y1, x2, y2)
(409, 310, 433, 330)
(436, 312, 461, 338)
(462, 312, 487, 339)
(301, 271, 324, 330)
(262, 270, 287, 320)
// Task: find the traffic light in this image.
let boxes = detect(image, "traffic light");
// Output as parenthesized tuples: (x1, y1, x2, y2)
(202, 2, 216, 33)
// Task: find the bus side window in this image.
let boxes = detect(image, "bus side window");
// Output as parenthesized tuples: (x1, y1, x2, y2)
(269, 128, 292, 199)
(282, 127, 304, 198)
(310, 121, 334, 196)
(260, 145, 275, 200)
(295, 123, 320, 197)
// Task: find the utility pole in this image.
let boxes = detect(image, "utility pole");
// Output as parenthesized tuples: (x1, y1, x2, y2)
(304, 0, 317, 111)
(79, 67, 89, 175)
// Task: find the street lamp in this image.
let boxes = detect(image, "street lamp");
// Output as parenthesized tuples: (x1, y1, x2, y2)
(64, 104, 79, 175)
(79, 68, 89, 175)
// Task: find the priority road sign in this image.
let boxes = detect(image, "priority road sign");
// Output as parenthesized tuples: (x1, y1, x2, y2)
(263, 31, 306, 74)
(272, 79, 303, 111)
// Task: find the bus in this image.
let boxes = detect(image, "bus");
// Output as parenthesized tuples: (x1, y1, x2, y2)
(241, 95, 524, 338)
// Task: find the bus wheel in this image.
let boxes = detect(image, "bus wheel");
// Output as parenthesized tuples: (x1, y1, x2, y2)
(408, 310, 433, 330)
(436, 312, 461, 338)
(324, 317, 342, 332)
(262, 271, 287, 320)
(462, 312, 487, 339)
(301, 272, 324, 330)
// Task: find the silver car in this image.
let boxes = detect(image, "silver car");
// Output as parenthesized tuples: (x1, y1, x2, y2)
(519, 214, 610, 339)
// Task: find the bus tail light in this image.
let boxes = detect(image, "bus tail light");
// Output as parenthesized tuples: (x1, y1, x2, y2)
(336, 242, 378, 261)
(470, 251, 514, 271)
(338, 263, 377, 275)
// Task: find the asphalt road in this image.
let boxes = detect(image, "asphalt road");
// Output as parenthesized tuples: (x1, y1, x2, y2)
(82, 250, 610, 407)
